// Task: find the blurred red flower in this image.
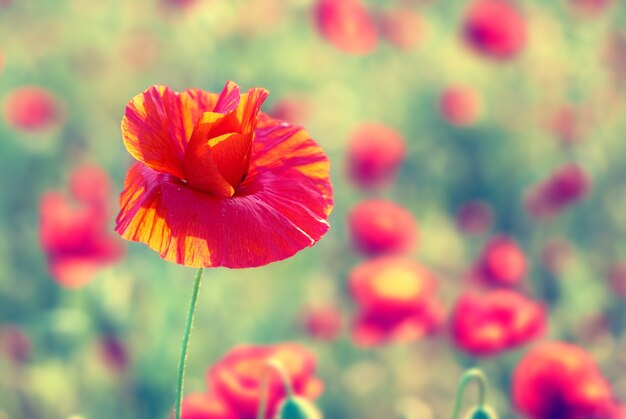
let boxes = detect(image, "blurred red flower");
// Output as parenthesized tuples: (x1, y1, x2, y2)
(205, 344, 323, 418)
(456, 200, 493, 235)
(349, 257, 444, 346)
(180, 392, 237, 419)
(314, 0, 377, 55)
(348, 200, 418, 256)
(40, 165, 124, 288)
(451, 290, 546, 356)
(463, 0, 527, 60)
(378, 7, 427, 50)
(477, 235, 526, 286)
(439, 85, 482, 127)
(346, 123, 406, 189)
(115, 81, 333, 268)
(299, 306, 342, 341)
(524, 164, 590, 220)
(4, 86, 64, 132)
(513, 342, 615, 419)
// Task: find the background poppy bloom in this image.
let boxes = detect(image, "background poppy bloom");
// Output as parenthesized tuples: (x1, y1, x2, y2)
(207, 343, 323, 418)
(451, 290, 546, 356)
(456, 200, 493, 235)
(299, 306, 343, 341)
(463, 0, 527, 60)
(115, 81, 333, 268)
(348, 199, 418, 256)
(524, 164, 590, 220)
(346, 123, 406, 189)
(378, 7, 427, 50)
(349, 257, 444, 346)
(439, 85, 482, 127)
(40, 165, 124, 288)
(313, 0, 377, 55)
(179, 393, 237, 419)
(4, 86, 63, 132)
(512, 342, 615, 419)
(478, 235, 527, 286)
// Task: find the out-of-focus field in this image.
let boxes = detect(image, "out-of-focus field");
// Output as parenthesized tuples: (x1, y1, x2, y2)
(2, 0, 626, 418)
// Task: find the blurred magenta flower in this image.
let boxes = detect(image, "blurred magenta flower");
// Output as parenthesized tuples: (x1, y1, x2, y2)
(463, 0, 527, 60)
(456, 200, 493, 235)
(0, 325, 31, 364)
(40, 165, 124, 288)
(378, 7, 427, 50)
(115, 81, 333, 268)
(349, 257, 444, 346)
(346, 123, 406, 189)
(513, 342, 616, 419)
(314, 0, 377, 55)
(4, 86, 64, 132)
(179, 392, 236, 419)
(608, 261, 626, 298)
(439, 85, 482, 127)
(269, 97, 311, 126)
(191, 344, 323, 418)
(299, 306, 343, 341)
(451, 290, 546, 356)
(477, 235, 527, 286)
(524, 163, 590, 220)
(348, 200, 418, 256)
(98, 335, 129, 374)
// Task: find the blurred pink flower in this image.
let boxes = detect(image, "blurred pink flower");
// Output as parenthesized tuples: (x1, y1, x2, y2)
(314, 0, 377, 55)
(348, 200, 418, 256)
(4, 86, 64, 132)
(299, 306, 343, 341)
(456, 200, 493, 235)
(477, 235, 527, 286)
(440, 85, 482, 127)
(346, 123, 406, 189)
(378, 7, 427, 50)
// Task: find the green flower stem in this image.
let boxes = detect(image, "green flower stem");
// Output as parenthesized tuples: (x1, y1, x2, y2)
(174, 267, 204, 419)
(451, 368, 487, 419)
(257, 359, 295, 419)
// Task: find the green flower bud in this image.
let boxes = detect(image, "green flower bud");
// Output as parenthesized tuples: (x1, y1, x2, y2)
(275, 397, 323, 419)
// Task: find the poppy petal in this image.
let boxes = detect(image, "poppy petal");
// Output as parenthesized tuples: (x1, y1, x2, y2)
(115, 117, 332, 268)
(122, 86, 218, 179)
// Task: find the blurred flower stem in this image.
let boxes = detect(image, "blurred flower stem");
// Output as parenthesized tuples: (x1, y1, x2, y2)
(451, 368, 487, 419)
(174, 267, 204, 419)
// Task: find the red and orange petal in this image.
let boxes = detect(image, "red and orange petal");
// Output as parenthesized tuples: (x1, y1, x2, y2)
(349, 257, 437, 314)
(463, 0, 527, 60)
(451, 290, 546, 356)
(439, 85, 482, 127)
(479, 235, 526, 285)
(4, 86, 63, 132)
(512, 342, 614, 419)
(348, 200, 417, 256)
(314, 0, 377, 55)
(346, 123, 406, 189)
(116, 111, 332, 268)
(178, 393, 238, 419)
(208, 344, 322, 418)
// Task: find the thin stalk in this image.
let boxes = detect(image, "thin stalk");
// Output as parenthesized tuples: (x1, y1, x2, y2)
(257, 359, 295, 419)
(174, 267, 204, 419)
(451, 368, 487, 419)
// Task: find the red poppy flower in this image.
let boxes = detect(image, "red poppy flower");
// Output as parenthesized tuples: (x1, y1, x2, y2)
(451, 290, 546, 356)
(477, 235, 526, 286)
(348, 200, 418, 256)
(378, 8, 427, 50)
(40, 165, 124, 288)
(456, 200, 493, 235)
(207, 344, 323, 418)
(349, 257, 444, 346)
(512, 342, 615, 419)
(314, 0, 377, 55)
(299, 306, 342, 341)
(4, 86, 63, 132)
(439, 85, 482, 127)
(115, 82, 333, 268)
(179, 392, 237, 419)
(463, 0, 527, 60)
(524, 164, 590, 220)
(346, 123, 406, 189)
